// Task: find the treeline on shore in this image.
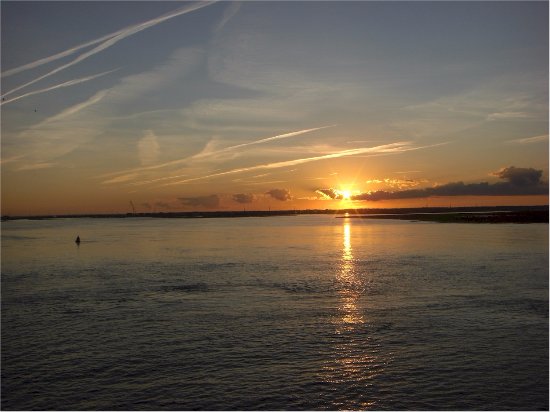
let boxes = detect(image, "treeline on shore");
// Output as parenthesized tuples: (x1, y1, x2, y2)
(2, 205, 548, 223)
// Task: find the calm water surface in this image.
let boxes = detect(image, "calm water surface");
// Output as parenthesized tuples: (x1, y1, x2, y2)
(2, 215, 548, 410)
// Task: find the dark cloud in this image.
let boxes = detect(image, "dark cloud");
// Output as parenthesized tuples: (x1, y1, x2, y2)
(315, 188, 343, 200)
(351, 166, 548, 201)
(266, 188, 291, 201)
(492, 166, 543, 186)
(232, 193, 255, 204)
(178, 194, 220, 209)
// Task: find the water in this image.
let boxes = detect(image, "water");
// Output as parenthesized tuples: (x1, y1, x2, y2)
(2, 215, 548, 410)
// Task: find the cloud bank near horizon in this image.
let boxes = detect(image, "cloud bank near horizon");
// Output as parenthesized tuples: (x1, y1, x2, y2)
(266, 188, 291, 201)
(232, 193, 255, 204)
(316, 167, 548, 202)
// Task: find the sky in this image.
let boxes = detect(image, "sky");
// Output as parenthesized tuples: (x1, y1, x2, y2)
(1, 1, 548, 215)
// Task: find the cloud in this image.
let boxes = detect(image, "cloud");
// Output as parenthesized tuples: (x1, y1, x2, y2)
(365, 178, 425, 189)
(508, 135, 548, 145)
(16, 162, 56, 171)
(214, 1, 241, 33)
(109, 48, 204, 104)
(0, 69, 117, 106)
(486, 112, 531, 121)
(350, 166, 548, 201)
(7, 48, 201, 168)
(159, 142, 414, 186)
(138, 130, 160, 166)
(101, 124, 331, 182)
(232, 193, 255, 204)
(191, 125, 336, 161)
(2, 35, 114, 79)
(266, 188, 291, 201)
(315, 188, 342, 200)
(244, 180, 287, 186)
(2, 1, 217, 97)
(101, 172, 141, 185)
(0, 155, 24, 165)
(53, 89, 110, 120)
(1, 88, 109, 170)
(11, 119, 101, 164)
(491, 166, 544, 186)
(178, 194, 220, 209)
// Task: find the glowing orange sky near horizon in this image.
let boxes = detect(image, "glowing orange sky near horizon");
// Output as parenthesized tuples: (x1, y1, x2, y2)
(1, 2, 547, 216)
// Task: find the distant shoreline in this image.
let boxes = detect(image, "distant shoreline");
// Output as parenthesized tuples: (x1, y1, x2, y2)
(339, 209, 549, 224)
(2, 205, 548, 223)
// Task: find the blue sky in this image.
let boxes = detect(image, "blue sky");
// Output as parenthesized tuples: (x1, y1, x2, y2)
(1, 1, 548, 214)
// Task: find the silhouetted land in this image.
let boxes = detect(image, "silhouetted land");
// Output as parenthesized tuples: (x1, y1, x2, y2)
(2, 205, 548, 223)
(341, 209, 549, 224)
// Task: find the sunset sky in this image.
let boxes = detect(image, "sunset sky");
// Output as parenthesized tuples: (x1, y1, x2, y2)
(1, 1, 548, 215)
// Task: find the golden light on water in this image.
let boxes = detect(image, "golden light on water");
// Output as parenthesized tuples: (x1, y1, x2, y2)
(343, 222, 352, 258)
(338, 221, 364, 327)
(319, 219, 380, 409)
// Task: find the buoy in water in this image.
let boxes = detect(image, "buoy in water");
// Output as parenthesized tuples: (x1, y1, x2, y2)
(75, 236, 81, 244)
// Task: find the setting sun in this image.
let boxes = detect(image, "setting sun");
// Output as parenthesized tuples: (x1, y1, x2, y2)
(340, 190, 352, 200)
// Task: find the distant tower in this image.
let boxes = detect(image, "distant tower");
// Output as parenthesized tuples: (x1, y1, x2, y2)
(129, 201, 136, 215)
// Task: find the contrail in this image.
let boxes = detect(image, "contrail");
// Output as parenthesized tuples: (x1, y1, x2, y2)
(191, 125, 337, 160)
(100, 125, 334, 181)
(508, 135, 548, 145)
(3, 34, 122, 78)
(1, 1, 217, 98)
(0, 69, 118, 105)
(131, 142, 413, 187)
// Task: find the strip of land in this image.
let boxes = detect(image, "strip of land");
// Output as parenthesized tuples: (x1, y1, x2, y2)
(340, 209, 549, 224)
(1, 205, 548, 223)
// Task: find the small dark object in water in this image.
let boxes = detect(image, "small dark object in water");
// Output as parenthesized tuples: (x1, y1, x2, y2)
(75, 236, 80, 244)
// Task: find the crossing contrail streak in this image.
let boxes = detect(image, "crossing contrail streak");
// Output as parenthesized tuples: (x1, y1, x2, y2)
(129, 142, 413, 187)
(0, 69, 117, 105)
(3, 34, 121, 78)
(100, 125, 334, 181)
(191, 125, 337, 160)
(1, 1, 217, 98)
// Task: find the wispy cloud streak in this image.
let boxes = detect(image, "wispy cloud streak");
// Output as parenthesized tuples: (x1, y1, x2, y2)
(214, 1, 242, 33)
(47, 89, 109, 121)
(132, 142, 413, 186)
(99, 125, 332, 180)
(0, 69, 117, 105)
(1, 1, 217, 98)
(3, 33, 120, 78)
(508, 135, 548, 145)
(191, 125, 336, 160)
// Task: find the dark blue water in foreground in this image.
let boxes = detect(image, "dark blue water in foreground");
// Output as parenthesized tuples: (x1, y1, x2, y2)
(2, 216, 548, 410)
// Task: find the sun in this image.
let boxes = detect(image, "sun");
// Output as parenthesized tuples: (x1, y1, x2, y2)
(340, 190, 352, 200)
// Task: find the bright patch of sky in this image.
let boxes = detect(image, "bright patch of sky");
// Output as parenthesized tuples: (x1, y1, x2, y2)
(1, 1, 548, 214)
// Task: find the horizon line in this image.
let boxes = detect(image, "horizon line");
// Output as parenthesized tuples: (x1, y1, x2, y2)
(2, 204, 548, 220)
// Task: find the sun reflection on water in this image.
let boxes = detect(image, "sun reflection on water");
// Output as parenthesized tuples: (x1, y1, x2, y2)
(338, 221, 364, 327)
(317, 218, 383, 409)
